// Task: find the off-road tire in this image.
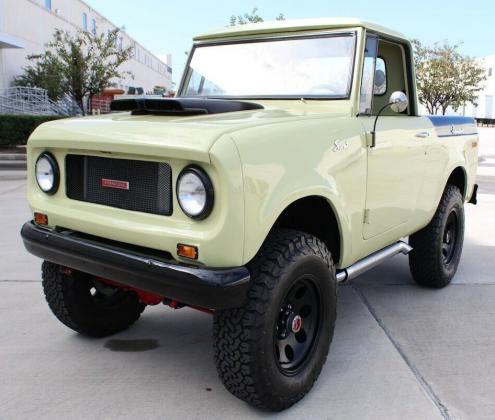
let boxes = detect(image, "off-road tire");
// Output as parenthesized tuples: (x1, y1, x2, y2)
(42, 261, 145, 337)
(213, 229, 337, 411)
(409, 184, 465, 288)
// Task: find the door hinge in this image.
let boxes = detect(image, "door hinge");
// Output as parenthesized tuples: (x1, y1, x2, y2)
(365, 132, 374, 147)
(363, 209, 371, 224)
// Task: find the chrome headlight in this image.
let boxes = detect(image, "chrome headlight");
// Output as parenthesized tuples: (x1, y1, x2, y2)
(177, 166, 214, 220)
(35, 153, 59, 194)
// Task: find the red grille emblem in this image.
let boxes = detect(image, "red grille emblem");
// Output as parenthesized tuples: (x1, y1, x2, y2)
(101, 178, 130, 190)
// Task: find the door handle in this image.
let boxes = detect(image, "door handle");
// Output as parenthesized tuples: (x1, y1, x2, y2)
(414, 131, 430, 138)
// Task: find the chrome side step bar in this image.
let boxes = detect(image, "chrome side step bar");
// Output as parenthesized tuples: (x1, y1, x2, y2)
(336, 241, 412, 283)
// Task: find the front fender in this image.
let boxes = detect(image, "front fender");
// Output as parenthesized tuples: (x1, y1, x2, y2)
(229, 116, 367, 268)
(246, 187, 352, 268)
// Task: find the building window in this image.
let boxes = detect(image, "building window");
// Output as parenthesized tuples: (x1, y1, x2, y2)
(82, 13, 88, 31)
(44, 0, 52, 10)
(91, 18, 96, 36)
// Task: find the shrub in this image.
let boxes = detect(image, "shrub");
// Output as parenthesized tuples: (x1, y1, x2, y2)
(0, 115, 64, 146)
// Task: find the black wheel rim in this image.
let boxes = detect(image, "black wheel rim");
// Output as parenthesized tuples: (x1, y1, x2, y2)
(442, 210, 459, 265)
(274, 276, 321, 374)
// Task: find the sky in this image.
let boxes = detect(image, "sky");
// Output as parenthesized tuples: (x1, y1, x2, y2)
(87, 0, 495, 86)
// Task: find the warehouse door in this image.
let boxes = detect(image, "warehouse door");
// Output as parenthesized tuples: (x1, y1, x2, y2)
(486, 95, 493, 119)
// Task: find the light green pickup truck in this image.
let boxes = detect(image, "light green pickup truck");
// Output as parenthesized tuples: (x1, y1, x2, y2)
(22, 18, 479, 410)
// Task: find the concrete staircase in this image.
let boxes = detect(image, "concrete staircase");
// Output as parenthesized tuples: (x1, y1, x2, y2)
(0, 150, 27, 180)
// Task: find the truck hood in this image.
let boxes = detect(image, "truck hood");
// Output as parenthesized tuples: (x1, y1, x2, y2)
(29, 101, 351, 162)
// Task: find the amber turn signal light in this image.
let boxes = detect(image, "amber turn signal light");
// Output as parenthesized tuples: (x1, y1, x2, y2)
(177, 244, 198, 260)
(34, 212, 48, 226)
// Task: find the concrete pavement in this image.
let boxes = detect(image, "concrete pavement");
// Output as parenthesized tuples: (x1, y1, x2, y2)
(1, 130, 494, 419)
(0, 147, 27, 181)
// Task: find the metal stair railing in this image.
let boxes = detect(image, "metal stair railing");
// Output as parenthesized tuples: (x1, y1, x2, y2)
(0, 87, 76, 116)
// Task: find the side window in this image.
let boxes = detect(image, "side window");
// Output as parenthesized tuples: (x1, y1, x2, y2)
(373, 40, 409, 115)
(373, 58, 387, 96)
(359, 35, 378, 115)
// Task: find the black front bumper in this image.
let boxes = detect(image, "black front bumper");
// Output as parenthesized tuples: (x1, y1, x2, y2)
(21, 222, 250, 309)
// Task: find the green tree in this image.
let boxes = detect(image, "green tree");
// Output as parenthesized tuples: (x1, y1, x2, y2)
(13, 51, 65, 101)
(229, 8, 285, 26)
(412, 40, 486, 115)
(13, 28, 133, 115)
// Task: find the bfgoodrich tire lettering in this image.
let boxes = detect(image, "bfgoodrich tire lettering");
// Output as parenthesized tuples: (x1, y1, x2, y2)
(409, 185, 465, 288)
(213, 229, 337, 411)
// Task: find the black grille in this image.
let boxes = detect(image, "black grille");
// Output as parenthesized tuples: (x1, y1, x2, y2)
(66, 155, 172, 216)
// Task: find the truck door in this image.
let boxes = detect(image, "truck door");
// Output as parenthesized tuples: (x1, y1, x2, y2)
(359, 36, 432, 240)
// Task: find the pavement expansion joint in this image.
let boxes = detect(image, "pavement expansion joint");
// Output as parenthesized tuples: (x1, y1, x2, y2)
(351, 283, 452, 420)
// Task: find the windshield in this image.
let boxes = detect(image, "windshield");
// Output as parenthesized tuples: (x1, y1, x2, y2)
(181, 34, 356, 99)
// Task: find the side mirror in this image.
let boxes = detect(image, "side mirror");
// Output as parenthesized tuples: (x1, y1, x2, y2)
(370, 91, 409, 147)
(389, 91, 408, 113)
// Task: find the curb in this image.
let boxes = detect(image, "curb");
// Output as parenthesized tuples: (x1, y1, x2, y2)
(0, 153, 27, 161)
(0, 161, 27, 170)
(0, 170, 27, 181)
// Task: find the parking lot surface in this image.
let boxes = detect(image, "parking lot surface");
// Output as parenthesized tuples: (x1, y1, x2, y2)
(1, 128, 494, 420)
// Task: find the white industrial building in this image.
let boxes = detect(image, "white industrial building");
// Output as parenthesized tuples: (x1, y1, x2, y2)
(463, 55, 495, 119)
(0, 0, 172, 94)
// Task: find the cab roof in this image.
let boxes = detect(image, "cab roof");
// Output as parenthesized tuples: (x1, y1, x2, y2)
(194, 18, 407, 42)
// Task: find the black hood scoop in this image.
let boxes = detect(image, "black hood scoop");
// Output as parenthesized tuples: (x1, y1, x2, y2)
(110, 97, 264, 116)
